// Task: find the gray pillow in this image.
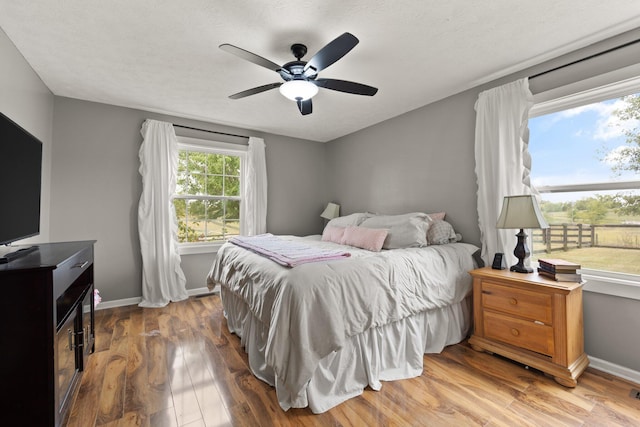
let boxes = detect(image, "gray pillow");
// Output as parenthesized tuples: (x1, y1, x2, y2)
(360, 212, 431, 249)
(427, 219, 460, 245)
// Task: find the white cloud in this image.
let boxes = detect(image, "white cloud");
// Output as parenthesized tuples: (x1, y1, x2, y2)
(558, 103, 604, 118)
(603, 145, 633, 167)
(593, 100, 636, 141)
(555, 98, 638, 141)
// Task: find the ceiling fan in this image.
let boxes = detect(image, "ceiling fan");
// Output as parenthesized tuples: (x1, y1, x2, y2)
(219, 32, 378, 116)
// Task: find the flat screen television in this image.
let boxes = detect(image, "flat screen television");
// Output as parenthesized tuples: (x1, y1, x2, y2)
(0, 112, 43, 250)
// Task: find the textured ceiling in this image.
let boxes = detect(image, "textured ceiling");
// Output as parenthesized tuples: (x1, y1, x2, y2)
(2, 1, 640, 142)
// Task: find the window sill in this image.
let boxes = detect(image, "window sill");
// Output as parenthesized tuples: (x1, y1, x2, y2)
(178, 242, 223, 255)
(581, 269, 640, 301)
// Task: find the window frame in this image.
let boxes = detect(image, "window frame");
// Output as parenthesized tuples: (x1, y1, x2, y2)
(529, 76, 640, 300)
(174, 136, 247, 255)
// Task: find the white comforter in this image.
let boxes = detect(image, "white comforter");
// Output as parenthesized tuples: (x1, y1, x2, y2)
(207, 236, 477, 399)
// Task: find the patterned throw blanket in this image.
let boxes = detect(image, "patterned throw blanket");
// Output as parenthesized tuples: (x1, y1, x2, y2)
(229, 233, 351, 267)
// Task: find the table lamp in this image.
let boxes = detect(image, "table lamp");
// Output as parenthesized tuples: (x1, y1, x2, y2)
(320, 202, 340, 221)
(496, 195, 549, 273)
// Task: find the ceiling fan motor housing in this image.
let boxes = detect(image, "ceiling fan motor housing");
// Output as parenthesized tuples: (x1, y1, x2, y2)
(279, 61, 316, 81)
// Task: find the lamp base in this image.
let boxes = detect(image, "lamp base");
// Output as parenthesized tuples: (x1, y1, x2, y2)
(510, 228, 532, 274)
(510, 264, 533, 274)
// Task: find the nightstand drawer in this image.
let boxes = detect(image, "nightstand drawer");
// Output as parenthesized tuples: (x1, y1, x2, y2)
(482, 281, 552, 324)
(484, 311, 554, 356)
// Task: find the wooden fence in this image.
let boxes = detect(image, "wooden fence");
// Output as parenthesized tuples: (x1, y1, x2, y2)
(531, 224, 640, 254)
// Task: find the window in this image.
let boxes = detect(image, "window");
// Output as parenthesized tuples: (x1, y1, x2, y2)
(173, 137, 246, 249)
(528, 82, 640, 279)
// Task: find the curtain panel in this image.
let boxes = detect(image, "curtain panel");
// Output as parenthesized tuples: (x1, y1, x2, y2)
(240, 136, 268, 236)
(474, 78, 534, 267)
(138, 119, 188, 308)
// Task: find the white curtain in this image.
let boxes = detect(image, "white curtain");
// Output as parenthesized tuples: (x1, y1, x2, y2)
(240, 137, 268, 236)
(138, 119, 188, 308)
(474, 78, 534, 267)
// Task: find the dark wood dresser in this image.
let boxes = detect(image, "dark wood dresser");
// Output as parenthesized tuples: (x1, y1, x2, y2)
(0, 241, 96, 426)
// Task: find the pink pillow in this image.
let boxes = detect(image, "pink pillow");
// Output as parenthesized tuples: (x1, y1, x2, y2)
(322, 225, 345, 243)
(342, 226, 388, 252)
(427, 212, 446, 221)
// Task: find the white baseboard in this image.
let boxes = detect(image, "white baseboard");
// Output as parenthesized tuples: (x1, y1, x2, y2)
(95, 286, 218, 311)
(588, 355, 640, 385)
(95, 296, 141, 310)
(189, 286, 220, 297)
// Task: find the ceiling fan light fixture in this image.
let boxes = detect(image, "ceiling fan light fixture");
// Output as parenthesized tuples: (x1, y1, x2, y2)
(279, 80, 318, 101)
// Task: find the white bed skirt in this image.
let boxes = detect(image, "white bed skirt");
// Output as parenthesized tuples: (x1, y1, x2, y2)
(221, 287, 472, 413)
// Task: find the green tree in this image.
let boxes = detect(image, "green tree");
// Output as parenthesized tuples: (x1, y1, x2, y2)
(540, 200, 564, 213)
(574, 196, 608, 224)
(615, 194, 640, 216)
(609, 94, 640, 174)
(605, 94, 640, 217)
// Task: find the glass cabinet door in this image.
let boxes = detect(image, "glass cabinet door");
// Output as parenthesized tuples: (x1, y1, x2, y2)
(56, 309, 79, 413)
(79, 284, 94, 371)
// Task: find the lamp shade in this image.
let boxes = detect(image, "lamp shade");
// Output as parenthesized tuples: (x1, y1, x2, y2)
(320, 202, 340, 220)
(496, 195, 549, 229)
(279, 80, 319, 101)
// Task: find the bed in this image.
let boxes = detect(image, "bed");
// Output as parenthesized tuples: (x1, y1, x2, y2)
(207, 212, 481, 413)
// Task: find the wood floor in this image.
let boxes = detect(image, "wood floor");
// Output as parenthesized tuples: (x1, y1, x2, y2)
(68, 294, 640, 427)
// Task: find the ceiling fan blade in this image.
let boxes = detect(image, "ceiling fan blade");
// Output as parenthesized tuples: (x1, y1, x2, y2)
(296, 98, 312, 115)
(303, 33, 359, 74)
(219, 44, 282, 72)
(229, 82, 282, 99)
(313, 78, 378, 96)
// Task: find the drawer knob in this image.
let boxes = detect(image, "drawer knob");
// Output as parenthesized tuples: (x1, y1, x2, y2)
(510, 298, 518, 305)
(511, 328, 520, 337)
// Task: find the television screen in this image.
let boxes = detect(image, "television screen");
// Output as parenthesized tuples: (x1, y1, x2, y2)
(0, 112, 43, 246)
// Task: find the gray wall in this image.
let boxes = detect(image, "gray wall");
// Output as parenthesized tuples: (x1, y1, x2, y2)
(50, 97, 326, 302)
(0, 27, 54, 243)
(326, 86, 480, 246)
(584, 292, 640, 372)
(325, 28, 640, 373)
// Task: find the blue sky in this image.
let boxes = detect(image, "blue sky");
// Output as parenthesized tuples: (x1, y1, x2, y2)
(528, 95, 639, 202)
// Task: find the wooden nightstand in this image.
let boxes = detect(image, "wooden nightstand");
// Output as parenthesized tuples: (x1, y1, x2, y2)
(468, 267, 589, 387)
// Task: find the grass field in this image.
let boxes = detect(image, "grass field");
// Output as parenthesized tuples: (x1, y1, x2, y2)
(532, 211, 640, 274)
(532, 247, 640, 275)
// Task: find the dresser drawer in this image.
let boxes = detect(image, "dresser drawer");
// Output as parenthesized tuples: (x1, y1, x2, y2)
(483, 310, 554, 356)
(53, 246, 93, 300)
(481, 281, 552, 324)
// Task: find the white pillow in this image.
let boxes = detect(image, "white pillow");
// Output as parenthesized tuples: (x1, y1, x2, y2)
(427, 220, 460, 245)
(360, 212, 431, 249)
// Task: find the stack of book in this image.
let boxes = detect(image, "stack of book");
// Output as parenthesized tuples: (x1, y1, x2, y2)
(537, 258, 582, 282)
